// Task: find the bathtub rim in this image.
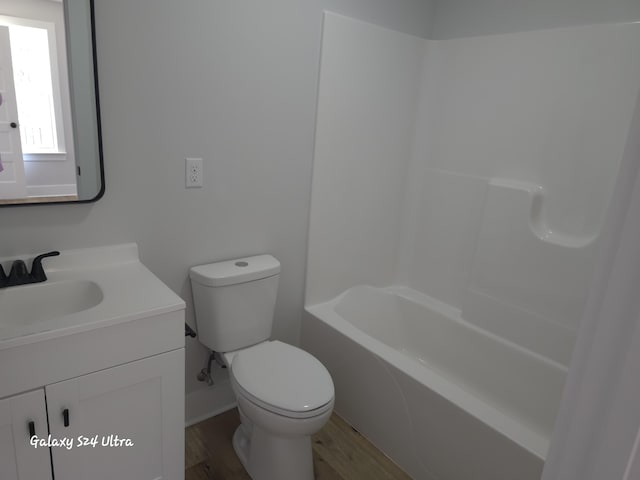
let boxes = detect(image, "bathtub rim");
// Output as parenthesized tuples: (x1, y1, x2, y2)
(305, 284, 569, 460)
(388, 285, 568, 372)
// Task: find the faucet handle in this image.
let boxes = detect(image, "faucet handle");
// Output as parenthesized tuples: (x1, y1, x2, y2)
(30, 251, 60, 282)
(8, 260, 29, 285)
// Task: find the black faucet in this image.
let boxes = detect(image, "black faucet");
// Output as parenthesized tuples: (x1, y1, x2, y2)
(0, 251, 60, 288)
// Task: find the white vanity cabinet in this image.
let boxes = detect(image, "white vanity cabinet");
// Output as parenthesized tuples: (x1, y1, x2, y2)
(1, 349, 184, 480)
(48, 349, 184, 480)
(0, 389, 52, 480)
(0, 244, 187, 480)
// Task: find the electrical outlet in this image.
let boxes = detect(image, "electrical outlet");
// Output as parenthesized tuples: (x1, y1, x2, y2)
(185, 158, 203, 188)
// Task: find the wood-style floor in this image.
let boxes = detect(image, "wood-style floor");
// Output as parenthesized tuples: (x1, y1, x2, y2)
(185, 409, 411, 480)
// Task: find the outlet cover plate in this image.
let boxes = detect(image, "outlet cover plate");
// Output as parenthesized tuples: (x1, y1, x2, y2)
(186, 158, 203, 188)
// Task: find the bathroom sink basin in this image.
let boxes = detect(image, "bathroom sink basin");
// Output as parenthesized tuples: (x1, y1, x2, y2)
(0, 244, 186, 402)
(0, 244, 185, 352)
(0, 280, 104, 327)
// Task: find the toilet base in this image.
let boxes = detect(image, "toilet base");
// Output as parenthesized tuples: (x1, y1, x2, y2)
(232, 424, 251, 471)
(229, 364, 334, 480)
(232, 413, 314, 480)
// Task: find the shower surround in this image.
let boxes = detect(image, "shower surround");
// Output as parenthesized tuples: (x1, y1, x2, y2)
(302, 13, 640, 480)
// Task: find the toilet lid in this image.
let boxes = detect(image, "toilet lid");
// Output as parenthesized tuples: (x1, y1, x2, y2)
(230, 341, 334, 416)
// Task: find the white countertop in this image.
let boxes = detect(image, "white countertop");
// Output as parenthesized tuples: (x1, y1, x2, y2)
(0, 243, 185, 350)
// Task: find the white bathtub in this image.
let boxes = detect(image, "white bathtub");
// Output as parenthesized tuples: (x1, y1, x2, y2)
(301, 285, 567, 480)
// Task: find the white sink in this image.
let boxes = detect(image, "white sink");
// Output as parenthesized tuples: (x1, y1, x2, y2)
(0, 280, 104, 326)
(0, 244, 185, 350)
(0, 243, 186, 406)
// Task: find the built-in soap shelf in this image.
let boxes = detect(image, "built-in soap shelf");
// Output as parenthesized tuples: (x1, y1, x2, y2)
(490, 179, 596, 249)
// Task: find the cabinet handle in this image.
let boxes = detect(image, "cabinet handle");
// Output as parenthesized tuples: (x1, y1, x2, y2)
(28, 421, 35, 437)
(63, 408, 70, 427)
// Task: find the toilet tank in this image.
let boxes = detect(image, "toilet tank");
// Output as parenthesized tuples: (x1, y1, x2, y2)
(189, 255, 280, 352)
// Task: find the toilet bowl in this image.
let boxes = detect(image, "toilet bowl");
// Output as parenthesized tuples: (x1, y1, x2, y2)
(189, 255, 334, 480)
(224, 341, 334, 480)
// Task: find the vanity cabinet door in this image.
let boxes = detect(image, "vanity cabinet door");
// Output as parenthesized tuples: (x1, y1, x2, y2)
(46, 349, 185, 480)
(0, 389, 53, 480)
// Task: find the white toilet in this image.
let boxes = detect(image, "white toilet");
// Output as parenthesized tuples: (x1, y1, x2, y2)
(189, 255, 334, 480)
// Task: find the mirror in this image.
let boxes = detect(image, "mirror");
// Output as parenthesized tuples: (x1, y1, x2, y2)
(0, 0, 103, 206)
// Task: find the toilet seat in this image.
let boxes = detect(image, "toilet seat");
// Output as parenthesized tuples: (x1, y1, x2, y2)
(230, 341, 334, 419)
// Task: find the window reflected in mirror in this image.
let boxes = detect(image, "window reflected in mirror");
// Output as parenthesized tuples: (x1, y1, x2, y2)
(0, 0, 103, 206)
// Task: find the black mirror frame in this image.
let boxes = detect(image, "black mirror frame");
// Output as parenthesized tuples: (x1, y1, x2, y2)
(2, 0, 104, 208)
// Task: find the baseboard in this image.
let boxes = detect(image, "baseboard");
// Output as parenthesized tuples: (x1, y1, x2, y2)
(185, 380, 237, 427)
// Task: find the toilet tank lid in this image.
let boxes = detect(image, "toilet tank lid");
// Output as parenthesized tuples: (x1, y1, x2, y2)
(190, 255, 280, 287)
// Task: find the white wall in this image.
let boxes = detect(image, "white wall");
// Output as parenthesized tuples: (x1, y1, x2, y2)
(0, 0, 434, 422)
(324, 0, 434, 39)
(431, 0, 640, 39)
